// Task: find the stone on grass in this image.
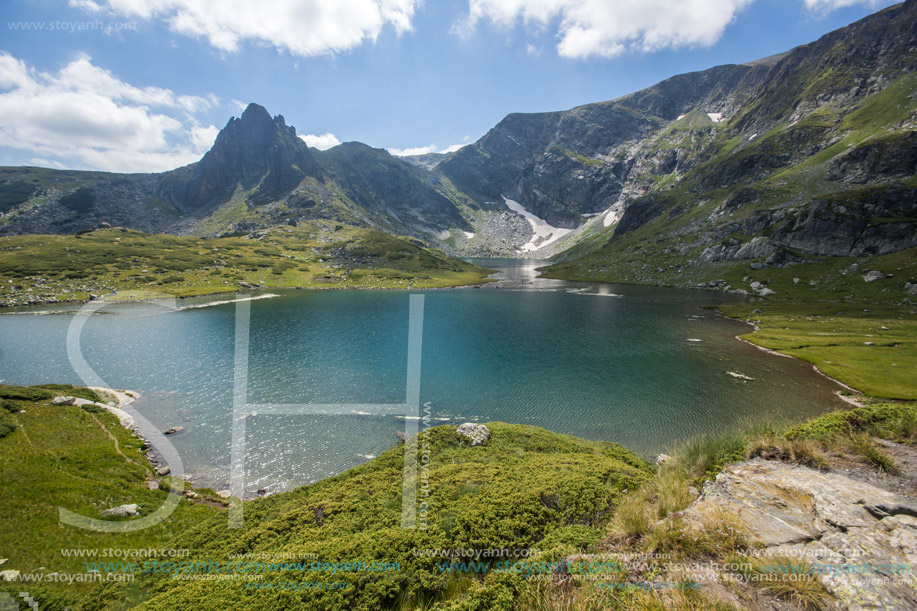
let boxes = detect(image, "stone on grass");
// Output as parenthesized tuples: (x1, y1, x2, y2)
(100, 503, 139, 518)
(0, 570, 19, 581)
(457, 423, 490, 446)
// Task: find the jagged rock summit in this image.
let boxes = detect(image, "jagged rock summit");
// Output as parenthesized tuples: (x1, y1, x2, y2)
(157, 103, 322, 214)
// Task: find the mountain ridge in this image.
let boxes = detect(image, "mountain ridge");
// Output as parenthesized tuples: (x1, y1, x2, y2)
(0, 1, 914, 272)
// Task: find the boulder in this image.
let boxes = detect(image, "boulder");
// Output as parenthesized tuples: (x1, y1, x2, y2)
(0, 570, 19, 581)
(164, 426, 184, 435)
(100, 503, 139, 518)
(734, 236, 776, 260)
(863, 270, 885, 283)
(905, 282, 917, 295)
(51, 396, 76, 405)
(749, 281, 775, 297)
(457, 423, 491, 446)
(156, 466, 171, 476)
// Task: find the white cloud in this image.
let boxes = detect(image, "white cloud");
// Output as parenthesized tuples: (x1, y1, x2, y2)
(388, 144, 438, 156)
(71, 0, 421, 57)
(299, 132, 341, 150)
(459, 0, 754, 58)
(191, 124, 220, 150)
(29, 158, 67, 170)
(440, 143, 467, 154)
(802, 0, 881, 11)
(0, 52, 219, 172)
(388, 142, 469, 156)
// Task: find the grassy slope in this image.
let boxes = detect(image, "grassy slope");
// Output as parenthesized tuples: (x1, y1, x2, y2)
(0, 385, 220, 610)
(4, 382, 914, 610)
(0, 391, 651, 611)
(718, 302, 916, 400)
(0, 223, 492, 307)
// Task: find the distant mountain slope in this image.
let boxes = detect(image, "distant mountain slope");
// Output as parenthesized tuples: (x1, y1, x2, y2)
(0, 2, 913, 267)
(0, 104, 472, 241)
(438, 63, 769, 228)
(541, 1, 916, 299)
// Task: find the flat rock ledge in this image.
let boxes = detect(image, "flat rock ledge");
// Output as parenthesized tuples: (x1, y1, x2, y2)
(456, 423, 490, 446)
(682, 458, 917, 610)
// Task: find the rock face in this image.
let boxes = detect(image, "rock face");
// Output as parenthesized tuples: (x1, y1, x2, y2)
(683, 459, 917, 610)
(157, 103, 322, 214)
(456, 423, 490, 446)
(100, 503, 140, 518)
(439, 64, 763, 229)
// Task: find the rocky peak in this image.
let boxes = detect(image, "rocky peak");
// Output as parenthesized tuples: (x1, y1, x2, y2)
(157, 102, 321, 213)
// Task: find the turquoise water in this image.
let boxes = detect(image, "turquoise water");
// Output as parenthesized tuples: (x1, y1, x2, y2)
(0, 259, 844, 495)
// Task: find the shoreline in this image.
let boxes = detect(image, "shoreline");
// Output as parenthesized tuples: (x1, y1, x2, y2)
(0, 277, 498, 312)
(716, 308, 868, 406)
(77, 388, 181, 483)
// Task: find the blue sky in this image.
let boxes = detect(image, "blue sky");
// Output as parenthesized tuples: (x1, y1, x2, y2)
(0, 0, 900, 172)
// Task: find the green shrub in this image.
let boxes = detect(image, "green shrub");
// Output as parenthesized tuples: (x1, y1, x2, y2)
(0, 399, 21, 413)
(787, 403, 917, 444)
(0, 412, 15, 438)
(0, 180, 37, 213)
(35, 384, 101, 403)
(59, 187, 95, 213)
(0, 385, 53, 402)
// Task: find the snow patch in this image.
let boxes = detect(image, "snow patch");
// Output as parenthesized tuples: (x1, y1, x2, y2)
(503, 197, 572, 252)
(676, 114, 686, 121)
(707, 112, 724, 123)
(463, 231, 475, 239)
(748, 133, 758, 141)
(603, 204, 623, 227)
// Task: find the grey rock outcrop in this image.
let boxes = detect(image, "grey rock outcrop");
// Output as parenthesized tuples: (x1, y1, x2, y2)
(157, 103, 322, 213)
(100, 503, 139, 518)
(683, 459, 917, 610)
(456, 423, 491, 446)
